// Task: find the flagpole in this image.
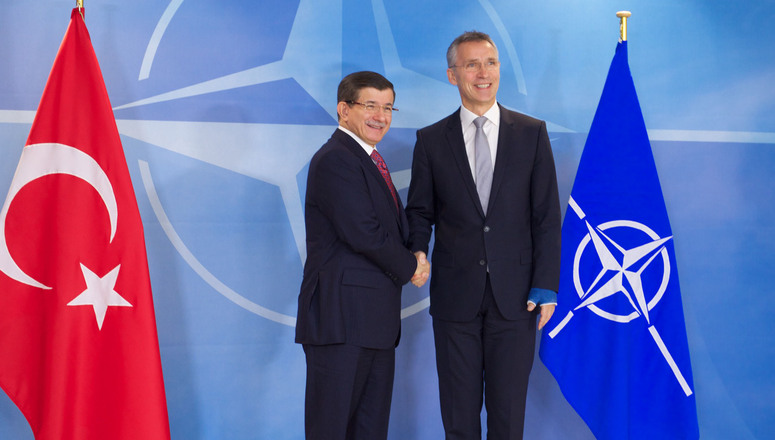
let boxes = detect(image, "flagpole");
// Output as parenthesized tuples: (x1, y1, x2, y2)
(549, 11, 637, 341)
(617, 11, 632, 41)
(617, 10, 696, 394)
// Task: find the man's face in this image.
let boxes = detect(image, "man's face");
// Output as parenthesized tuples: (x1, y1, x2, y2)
(447, 40, 500, 115)
(337, 87, 394, 147)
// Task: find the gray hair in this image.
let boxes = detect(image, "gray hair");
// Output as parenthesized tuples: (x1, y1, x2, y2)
(446, 31, 498, 67)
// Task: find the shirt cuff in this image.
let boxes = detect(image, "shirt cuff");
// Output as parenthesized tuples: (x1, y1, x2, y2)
(527, 287, 557, 306)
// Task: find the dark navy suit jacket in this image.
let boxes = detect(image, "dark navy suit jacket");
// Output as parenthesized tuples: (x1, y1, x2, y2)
(295, 128, 417, 349)
(406, 105, 562, 322)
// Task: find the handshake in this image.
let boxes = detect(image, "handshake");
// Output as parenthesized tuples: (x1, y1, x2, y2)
(411, 251, 430, 287)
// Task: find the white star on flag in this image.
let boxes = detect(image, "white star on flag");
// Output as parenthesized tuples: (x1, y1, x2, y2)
(68, 263, 132, 330)
(576, 220, 673, 323)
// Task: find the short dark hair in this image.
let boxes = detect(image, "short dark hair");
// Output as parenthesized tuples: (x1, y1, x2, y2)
(446, 31, 498, 67)
(337, 71, 395, 105)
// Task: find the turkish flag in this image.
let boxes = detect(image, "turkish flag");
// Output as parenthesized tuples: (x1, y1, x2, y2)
(0, 9, 171, 440)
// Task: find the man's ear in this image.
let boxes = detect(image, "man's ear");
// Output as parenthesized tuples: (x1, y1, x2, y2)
(447, 68, 458, 86)
(336, 101, 349, 123)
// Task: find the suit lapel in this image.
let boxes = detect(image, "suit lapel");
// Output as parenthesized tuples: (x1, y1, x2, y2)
(444, 111, 486, 218)
(334, 129, 403, 224)
(490, 105, 517, 213)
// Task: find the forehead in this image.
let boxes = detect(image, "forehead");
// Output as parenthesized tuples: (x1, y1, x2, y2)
(357, 87, 395, 103)
(456, 40, 498, 61)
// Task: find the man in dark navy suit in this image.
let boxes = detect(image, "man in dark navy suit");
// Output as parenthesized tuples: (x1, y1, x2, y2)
(406, 31, 562, 439)
(295, 71, 429, 440)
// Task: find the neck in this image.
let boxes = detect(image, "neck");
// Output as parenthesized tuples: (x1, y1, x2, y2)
(462, 101, 496, 117)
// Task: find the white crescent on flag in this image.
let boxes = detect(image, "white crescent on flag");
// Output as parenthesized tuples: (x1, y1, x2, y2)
(0, 142, 118, 290)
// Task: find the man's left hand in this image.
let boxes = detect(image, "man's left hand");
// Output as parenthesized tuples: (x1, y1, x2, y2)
(527, 288, 557, 330)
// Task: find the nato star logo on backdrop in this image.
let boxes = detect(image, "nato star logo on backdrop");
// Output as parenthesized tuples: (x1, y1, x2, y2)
(105, 0, 566, 327)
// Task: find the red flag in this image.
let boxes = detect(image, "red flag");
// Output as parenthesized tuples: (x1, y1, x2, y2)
(0, 9, 171, 439)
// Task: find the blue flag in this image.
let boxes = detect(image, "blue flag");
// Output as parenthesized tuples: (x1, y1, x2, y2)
(539, 41, 699, 440)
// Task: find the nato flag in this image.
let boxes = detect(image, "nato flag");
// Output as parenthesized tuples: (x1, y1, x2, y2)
(539, 41, 699, 440)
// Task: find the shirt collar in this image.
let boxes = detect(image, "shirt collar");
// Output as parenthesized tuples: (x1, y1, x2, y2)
(338, 125, 377, 156)
(460, 102, 500, 129)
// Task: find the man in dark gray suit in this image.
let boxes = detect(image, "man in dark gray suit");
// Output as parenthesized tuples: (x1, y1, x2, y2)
(406, 31, 561, 439)
(296, 71, 429, 440)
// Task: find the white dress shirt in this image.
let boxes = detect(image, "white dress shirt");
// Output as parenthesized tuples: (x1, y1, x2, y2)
(459, 103, 500, 182)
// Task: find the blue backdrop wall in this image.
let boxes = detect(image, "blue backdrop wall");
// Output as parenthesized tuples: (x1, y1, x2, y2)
(1, 1, 773, 439)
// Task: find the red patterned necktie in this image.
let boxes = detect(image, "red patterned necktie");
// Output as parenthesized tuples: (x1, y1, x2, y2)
(371, 149, 399, 211)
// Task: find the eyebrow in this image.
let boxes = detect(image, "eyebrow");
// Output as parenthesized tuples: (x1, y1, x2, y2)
(465, 57, 498, 61)
(363, 100, 394, 106)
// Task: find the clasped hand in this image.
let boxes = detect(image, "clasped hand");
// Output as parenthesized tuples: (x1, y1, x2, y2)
(411, 251, 430, 287)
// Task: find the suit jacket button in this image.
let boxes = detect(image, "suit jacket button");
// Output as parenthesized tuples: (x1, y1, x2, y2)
(483, 226, 490, 232)
(479, 259, 486, 266)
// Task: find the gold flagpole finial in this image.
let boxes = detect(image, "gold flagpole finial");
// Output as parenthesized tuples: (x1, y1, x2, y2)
(76, 0, 83, 8)
(617, 11, 632, 41)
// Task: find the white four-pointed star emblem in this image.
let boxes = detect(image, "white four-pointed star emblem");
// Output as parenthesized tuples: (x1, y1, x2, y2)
(576, 220, 673, 324)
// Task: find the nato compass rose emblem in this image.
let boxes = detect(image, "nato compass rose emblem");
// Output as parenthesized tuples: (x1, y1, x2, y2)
(103, 0, 567, 327)
(548, 196, 694, 397)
